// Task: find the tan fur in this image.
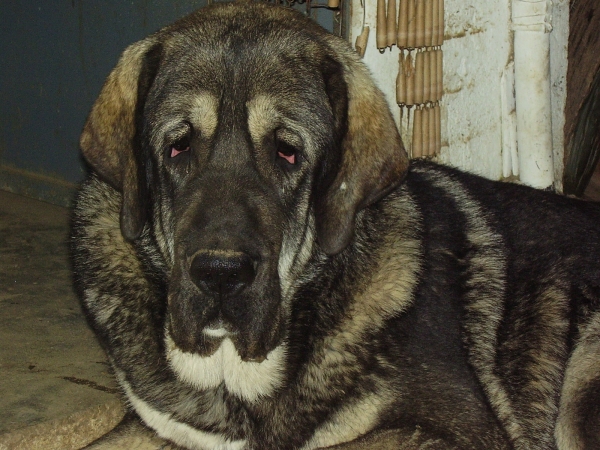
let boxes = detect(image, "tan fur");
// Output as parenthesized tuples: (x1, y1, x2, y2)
(80, 38, 156, 188)
(315, 43, 409, 255)
(325, 428, 445, 450)
(302, 392, 392, 449)
(417, 169, 520, 443)
(330, 196, 421, 339)
(556, 311, 600, 450)
(71, 4, 600, 450)
(149, 92, 219, 151)
(247, 95, 279, 147)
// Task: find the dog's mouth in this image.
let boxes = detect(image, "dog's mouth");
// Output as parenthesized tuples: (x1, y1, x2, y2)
(166, 256, 286, 363)
(167, 309, 281, 362)
(164, 265, 289, 402)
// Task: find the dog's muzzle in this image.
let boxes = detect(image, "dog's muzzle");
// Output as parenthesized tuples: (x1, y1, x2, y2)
(167, 246, 284, 362)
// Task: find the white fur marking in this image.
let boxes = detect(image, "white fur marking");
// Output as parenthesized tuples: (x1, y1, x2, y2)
(203, 327, 230, 338)
(278, 220, 315, 299)
(166, 334, 286, 403)
(120, 377, 246, 450)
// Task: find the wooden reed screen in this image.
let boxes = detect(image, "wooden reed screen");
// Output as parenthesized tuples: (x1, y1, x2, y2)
(376, 0, 444, 158)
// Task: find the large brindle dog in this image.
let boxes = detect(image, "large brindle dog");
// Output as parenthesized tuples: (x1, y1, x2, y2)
(71, 2, 600, 449)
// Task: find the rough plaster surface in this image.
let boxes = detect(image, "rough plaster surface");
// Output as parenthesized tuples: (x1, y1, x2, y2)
(439, 1, 512, 179)
(549, 0, 568, 191)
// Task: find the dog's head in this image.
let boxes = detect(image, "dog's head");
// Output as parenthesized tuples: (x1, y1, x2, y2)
(80, 3, 407, 365)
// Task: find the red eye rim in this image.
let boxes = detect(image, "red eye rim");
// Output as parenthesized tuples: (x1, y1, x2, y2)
(169, 136, 191, 158)
(277, 150, 296, 165)
(275, 138, 299, 166)
(170, 146, 190, 158)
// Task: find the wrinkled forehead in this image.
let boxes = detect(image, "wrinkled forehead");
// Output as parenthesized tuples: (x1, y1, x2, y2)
(156, 25, 329, 96)
(144, 30, 335, 143)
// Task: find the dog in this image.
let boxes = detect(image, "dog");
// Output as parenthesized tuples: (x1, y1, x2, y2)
(70, 2, 600, 449)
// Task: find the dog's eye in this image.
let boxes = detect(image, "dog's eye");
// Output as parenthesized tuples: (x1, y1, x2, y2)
(276, 141, 298, 166)
(169, 136, 191, 158)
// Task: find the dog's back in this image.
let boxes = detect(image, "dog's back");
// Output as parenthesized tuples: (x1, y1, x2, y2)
(402, 161, 600, 449)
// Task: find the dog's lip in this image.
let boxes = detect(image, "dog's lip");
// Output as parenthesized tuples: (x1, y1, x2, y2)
(202, 319, 235, 338)
(203, 326, 230, 338)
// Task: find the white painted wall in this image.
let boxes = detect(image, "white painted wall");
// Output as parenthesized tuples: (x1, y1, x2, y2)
(349, 0, 568, 190)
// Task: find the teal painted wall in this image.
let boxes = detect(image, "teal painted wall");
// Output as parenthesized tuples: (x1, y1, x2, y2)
(0, 1, 335, 206)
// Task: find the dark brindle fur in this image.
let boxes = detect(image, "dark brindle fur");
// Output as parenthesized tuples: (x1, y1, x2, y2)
(71, 2, 600, 449)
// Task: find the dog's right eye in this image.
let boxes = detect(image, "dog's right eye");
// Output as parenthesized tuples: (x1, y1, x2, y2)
(169, 137, 191, 158)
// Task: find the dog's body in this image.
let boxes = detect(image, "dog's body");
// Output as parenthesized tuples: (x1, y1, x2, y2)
(71, 3, 600, 449)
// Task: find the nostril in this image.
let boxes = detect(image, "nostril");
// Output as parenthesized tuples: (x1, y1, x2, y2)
(189, 252, 256, 296)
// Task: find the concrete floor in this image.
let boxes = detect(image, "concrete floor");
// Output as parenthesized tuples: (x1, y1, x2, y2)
(0, 190, 126, 449)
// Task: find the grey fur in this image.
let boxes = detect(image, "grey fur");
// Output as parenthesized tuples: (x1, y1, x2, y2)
(71, 3, 600, 449)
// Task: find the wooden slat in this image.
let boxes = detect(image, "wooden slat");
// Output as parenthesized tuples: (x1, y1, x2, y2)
(563, 0, 600, 194)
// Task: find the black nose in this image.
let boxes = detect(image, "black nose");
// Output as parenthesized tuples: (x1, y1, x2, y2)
(189, 252, 256, 296)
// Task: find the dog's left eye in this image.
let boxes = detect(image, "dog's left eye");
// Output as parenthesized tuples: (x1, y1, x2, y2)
(169, 136, 191, 158)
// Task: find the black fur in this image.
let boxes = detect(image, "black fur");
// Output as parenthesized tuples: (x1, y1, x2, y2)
(71, 4, 600, 449)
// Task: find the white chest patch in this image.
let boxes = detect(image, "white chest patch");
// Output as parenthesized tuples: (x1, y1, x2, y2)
(166, 334, 287, 403)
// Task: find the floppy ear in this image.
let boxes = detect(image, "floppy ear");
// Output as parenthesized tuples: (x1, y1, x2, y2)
(80, 38, 160, 241)
(316, 47, 409, 255)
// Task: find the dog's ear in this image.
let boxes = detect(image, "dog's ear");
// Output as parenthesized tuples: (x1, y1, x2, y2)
(316, 47, 409, 255)
(80, 39, 161, 241)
